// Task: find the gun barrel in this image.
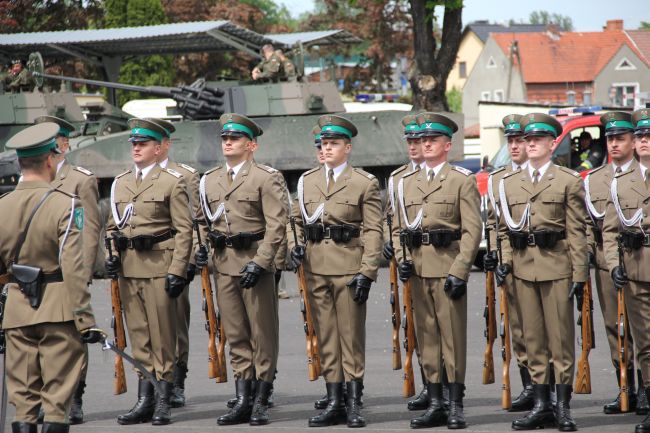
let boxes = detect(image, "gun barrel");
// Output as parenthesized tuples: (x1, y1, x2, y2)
(34, 72, 175, 97)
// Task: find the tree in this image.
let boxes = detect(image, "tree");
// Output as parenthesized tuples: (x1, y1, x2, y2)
(529, 10, 573, 31)
(640, 22, 650, 30)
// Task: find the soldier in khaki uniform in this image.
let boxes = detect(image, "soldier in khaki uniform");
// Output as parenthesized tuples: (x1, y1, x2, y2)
(498, 113, 587, 431)
(251, 44, 282, 81)
(289, 115, 382, 428)
(394, 113, 481, 429)
(585, 112, 640, 414)
(1, 123, 100, 433)
(105, 118, 193, 426)
(196, 113, 286, 426)
(275, 49, 297, 81)
(483, 114, 534, 412)
(603, 108, 650, 433)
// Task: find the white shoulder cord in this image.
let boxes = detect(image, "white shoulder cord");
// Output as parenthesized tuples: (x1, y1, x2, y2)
(199, 174, 227, 224)
(584, 173, 604, 222)
(297, 173, 324, 225)
(610, 176, 644, 230)
(397, 177, 422, 230)
(110, 177, 133, 230)
(498, 177, 530, 231)
(59, 196, 76, 265)
(487, 172, 500, 219)
(388, 175, 396, 215)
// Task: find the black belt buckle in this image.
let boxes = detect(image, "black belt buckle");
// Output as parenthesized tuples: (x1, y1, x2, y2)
(323, 226, 332, 239)
(527, 233, 536, 246)
(421, 232, 431, 246)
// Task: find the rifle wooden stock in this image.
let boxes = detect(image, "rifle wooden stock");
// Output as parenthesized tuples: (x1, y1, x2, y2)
(390, 258, 402, 370)
(110, 278, 127, 395)
(402, 279, 416, 397)
(499, 283, 511, 409)
(297, 262, 321, 380)
(574, 279, 593, 394)
(215, 303, 228, 383)
(0, 273, 8, 285)
(482, 270, 496, 385)
(618, 287, 630, 411)
(200, 265, 220, 380)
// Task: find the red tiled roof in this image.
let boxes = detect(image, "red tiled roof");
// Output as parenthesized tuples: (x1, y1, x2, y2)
(464, 123, 480, 138)
(625, 30, 650, 65)
(492, 30, 648, 84)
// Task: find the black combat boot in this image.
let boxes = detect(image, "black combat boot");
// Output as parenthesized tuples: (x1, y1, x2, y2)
(218, 379, 253, 425)
(510, 367, 534, 412)
(512, 384, 555, 430)
(638, 370, 649, 415)
(11, 422, 37, 433)
(315, 384, 352, 409)
(152, 380, 173, 425)
(309, 382, 347, 427)
(227, 379, 257, 408)
(117, 378, 156, 425)
(250, 381, 273, 425)
(40, 423, 69, 433)
(69, 380, 85, 424)
(555, 384, 577, 432)
(346, 380, 365, 428)
(636, 389, 650, 433)
(604, 365, 637, 413)
(408, 367, 429, 411)
(442, 367, 450, 410)
(447, 383, 467, 429)
(549, 366, 557, 407)
(410, 383, 448, 428)
(170, 363, 187, 408)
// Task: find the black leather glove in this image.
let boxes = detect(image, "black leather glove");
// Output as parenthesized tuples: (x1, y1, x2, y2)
(165, 274, 186, 298)
(240, 261, 264, 289)
(347, 273, 372, 305)
(495, 263, 512, 287)
(382, 241, 395, 260)
(186, 264, 197, 283)
(612, 266, 628, 290)
(483, 250, 498, 272)
(195, 245, 208, 268)
(105, 256, 120, 279)
(290, 245, 306, 270)
(80, 328, 103, 344)
(274, 269, 282, 287)
(569, 282, 585, 307)
(398, 260, 413, 282)
(444, 275, 467, 300)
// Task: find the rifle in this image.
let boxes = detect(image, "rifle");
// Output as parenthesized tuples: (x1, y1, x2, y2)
(290, 216, 321, 380)
(482, 196, 496, 385)
(387, 213, 402, 370)
(574, 278, 594, 394)
(105, 236, 127, 395)
(1, 285, 8, 429)
(401, 235, 416, 398)
(495, 214, 511, 408)
(617, 236, 630, 411)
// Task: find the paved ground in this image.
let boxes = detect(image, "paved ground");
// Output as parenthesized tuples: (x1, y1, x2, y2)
(2, 268, 646, 432)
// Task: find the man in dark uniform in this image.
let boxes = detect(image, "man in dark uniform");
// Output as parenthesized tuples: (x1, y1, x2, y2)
(290, 114, 383, 428)
(572, 131, 605, 172)
(1, 123, 101, 433)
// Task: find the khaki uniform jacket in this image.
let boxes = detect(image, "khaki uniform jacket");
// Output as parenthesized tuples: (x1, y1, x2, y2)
(486, 166, 513, 251)
(603, 165, 650, 282)
(166, 160, 200, 266)
(394, 163, 481, 281)
(385, 164, 412, 233)
(199, 160, 287, 276)
(290, 164, 383, 281)
(0, 182, 95, 331)
(499, 164, 588, 283)
(52, 162, 101, 282)
(107, 165, 193, 278)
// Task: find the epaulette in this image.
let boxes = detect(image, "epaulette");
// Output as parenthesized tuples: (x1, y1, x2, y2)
(204, 165, 222, 176)
(353, 167, 376, 180)
(586, 164, 606, 177)
(615, 167, 635, 178)
(390, 164, 409, 177)
(115, 170, 131, 179)
(451, 165, 472, 176)
(178, 163, 197, 174)
(163, 168, 183, 179)
(502, 169, 519, 179)
(301, 166, 321, 177)
(558, 166, 580, 177)
(0, 191, 10, 200)
(73, 166, 93, 176)
(255, 163, 278, 174)
(401, 169, 419, 180)
(53, 188, 78, 199)
(487, 166, 506, 180)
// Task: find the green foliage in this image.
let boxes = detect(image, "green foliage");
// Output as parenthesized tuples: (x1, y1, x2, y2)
(241, 0, 295, 28)
(446, 87, 461, 113)
(529, 10, 573, 31)
(640, 22, 650, 30)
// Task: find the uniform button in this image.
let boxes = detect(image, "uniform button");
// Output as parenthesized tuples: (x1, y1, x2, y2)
(423, 214, 427, 217)
(424, 199, 428, 203)
(132, 198, 136, 202)
(226, 209, 230, 213)
(325, 197, 329, 201)
(530, 198, 535, 202)
(130, 225, 135, 229)
(324, 212, 328, 216)
(530, 211, 535, 215)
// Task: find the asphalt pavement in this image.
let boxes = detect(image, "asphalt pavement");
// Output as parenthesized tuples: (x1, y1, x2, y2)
(3, 268, 644, 432)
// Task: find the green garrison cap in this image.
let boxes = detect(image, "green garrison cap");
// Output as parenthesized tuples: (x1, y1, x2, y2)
(6, 123, 61, 157)
(34, 115, 75, 138)
(520, 113, 562, 138)
(145, 118, 176, 137)
(600, 111, 634, 137)
(502, 114, 523, 137)
(632, 108, 650, 136)
(402, 114, 421, 139)
(311, 125, 322, 147)
(127, 118, 170, 143)
(416, 112, 458, 138)
(318, 115, 358, 139)
(219, 113, 263, 139)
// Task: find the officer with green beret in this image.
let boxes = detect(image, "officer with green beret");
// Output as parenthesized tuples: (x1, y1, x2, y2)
(395, 112, 481, 429)
(106, 118, 193, 426)
(196, 113, 286, 425)
(498, 113, 587, 431)
(1, 123, 100, 433)
(289, 114, 383, 428)
(603, 108, 650, 433)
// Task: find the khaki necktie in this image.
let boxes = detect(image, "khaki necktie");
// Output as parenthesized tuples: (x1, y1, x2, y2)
(136, 171, 143, 187)
(532, 169, 540, 185)
(428, 169, 434, 184)
(615, 166, 622, 175)
(227, 168, 234, 186)
(327, 169, 335, 193)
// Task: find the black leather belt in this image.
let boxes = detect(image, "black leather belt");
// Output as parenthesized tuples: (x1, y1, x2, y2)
(304, 223, 360, 243)
(592, 226, 603, 246)
(208, 230, 265, 250)
(508, 229, 566, 250)
(620, 230, 650, 250)
(400, 229, 461, 249)
(113, 230, 175, 251)
(10, 270, 63, 285)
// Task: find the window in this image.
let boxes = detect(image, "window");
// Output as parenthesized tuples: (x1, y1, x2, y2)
(459, 61, 467, 78)
(493, 89, 504, 102)
(486, 56, 497, 69)
(615, 57, 636, 71)
(480, 91, 491, 101)
(583, 90, 592, 105)
(566, 91, 576, 105)
(610, 83, 639, 107)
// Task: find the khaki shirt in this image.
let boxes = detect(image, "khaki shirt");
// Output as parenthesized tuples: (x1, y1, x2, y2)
(499, 164, 588, 282)
(0, 182, 95, 331)
(289, 164, 383, 280)
(394, 162, 481, 281)
(106, 165, 193, 278)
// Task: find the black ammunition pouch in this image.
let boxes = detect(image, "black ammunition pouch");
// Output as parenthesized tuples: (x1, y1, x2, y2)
(620, 230, 650, 250)
(400, 229, 460, 249)
(509, 229, 565, 250)
(208, 230, 265, 251)
(11, 265, 62, 309)
(592, 226, 603, 246)
(113, 230, 174, 251)
(304, 223, 360, 243)
(400, 229, 422, 249)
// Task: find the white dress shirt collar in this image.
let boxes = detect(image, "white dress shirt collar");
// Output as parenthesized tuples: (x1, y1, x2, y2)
(612, 159, 633, 174)
(528, 160, 552, 181)
(324, 161, 348, 183)
(226, 160, 247, 178)
(640, 162, 648, 180)
(425, 161, 446, 181)
(159, 158, 169, 168)
(56, 159, 65, 175)
(135, 162, 157, 180)
(411, 161, 424, 172)
(512, 160, 528, 172)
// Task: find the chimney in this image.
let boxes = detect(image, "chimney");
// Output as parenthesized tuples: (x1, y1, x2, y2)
(605, 20, 624, 31)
